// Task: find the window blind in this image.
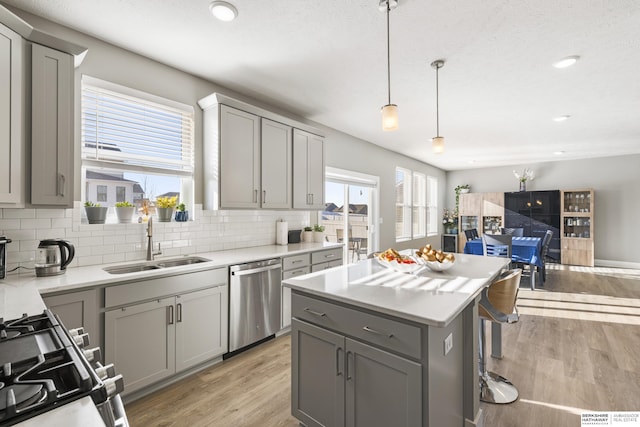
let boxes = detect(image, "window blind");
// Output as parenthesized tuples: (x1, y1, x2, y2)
(81, 77, 194, 176)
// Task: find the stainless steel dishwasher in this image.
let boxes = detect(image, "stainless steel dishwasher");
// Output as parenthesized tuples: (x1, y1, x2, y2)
(228, 258, 282, 353)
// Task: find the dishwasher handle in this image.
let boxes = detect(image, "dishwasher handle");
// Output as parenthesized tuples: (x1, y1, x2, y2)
(231, 263, 281, 277)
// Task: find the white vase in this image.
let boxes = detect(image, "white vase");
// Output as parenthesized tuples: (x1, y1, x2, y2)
(303, 231, 314, 242)
(115, 207, 135, 223)
(314, 231, 324, 243)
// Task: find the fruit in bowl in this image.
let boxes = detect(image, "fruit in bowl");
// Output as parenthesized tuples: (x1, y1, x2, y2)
(415, 245, 455, 271)
(376, 248, 421, 273)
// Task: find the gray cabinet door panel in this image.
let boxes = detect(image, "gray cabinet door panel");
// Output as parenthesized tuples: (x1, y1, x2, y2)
(292, 319, 345, 427)
(345, 338, 421, 427)
(261, 118, 292, 208)
(175, 286, 227, 372)
(42, 289, 99, 346)
(105, 297, 176, 395)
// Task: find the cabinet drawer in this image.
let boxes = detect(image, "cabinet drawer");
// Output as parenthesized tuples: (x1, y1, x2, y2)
(311, 248, 342, 264)
(283, 253, 311, 271)
(310, 259, 343, 273)
(283, 266, 311, 280)
(105, 268, 227, 308)
(292, 292, 421, 359)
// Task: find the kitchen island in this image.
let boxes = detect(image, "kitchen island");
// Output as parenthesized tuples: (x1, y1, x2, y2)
(283, 253, 510, 427)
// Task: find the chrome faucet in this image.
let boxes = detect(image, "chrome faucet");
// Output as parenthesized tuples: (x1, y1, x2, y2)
(146, 217, 162, 261)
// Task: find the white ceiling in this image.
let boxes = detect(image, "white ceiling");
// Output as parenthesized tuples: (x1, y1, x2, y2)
(5, 0, 640, 171)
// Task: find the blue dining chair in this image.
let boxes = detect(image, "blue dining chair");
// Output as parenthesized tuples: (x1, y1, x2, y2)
(482, 234, 512, 260)
(464, 229, 479, 241)
(501, 227, 524, 237)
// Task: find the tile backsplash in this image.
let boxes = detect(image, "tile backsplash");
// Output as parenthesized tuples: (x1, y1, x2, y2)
(1, 202, 310, 273)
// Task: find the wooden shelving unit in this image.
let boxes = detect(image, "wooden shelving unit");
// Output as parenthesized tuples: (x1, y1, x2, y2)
(560, 189, 594, 266)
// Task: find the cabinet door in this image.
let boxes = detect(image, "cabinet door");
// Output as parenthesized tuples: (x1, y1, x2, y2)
(293, 129, 324, 209)
(307, 134, 325, 209)
(42, 289, 99, 346)
(345, 338, 421, 427)
(261, 118, 292, 208)
(175, 286, 228, 372)
(292, 319, 345, 427)
(105, 298, 176, 395)
(219, 105, 260, 208)
(31, 43, 73, 206)
(281, 285, 291, 329)
(0, 24, 23, 205)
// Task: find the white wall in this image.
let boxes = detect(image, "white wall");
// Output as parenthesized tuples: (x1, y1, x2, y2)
(446, 154, 640, 266)
(3, 6, 447, 262)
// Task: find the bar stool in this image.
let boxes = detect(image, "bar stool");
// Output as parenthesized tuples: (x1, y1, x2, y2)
(479, 268, 522, 404)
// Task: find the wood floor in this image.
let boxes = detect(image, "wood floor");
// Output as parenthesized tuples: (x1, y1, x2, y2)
(125, 264, 640, 427)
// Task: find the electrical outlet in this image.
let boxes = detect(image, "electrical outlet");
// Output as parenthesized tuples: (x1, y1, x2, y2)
(444, 333, 453, 355)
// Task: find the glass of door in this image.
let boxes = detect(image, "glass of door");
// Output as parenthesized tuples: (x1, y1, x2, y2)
(321, 170, 377, 264)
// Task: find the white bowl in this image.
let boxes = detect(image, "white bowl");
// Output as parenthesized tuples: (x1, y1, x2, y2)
(424, 259, 455, 272)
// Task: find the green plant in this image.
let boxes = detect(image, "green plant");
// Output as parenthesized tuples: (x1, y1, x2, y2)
(454, 184, 471, 213)
(115, 201, 134, 207)
(313, 224, 325, 232)
(176, 203, 186, 212)
(84, 201, 101, 207)
(156, 196, 178, 208)
(304, 226, 313, 232)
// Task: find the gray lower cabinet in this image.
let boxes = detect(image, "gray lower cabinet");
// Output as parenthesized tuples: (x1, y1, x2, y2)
(42, 288, 99, 345)
(293, 319, 421, 427)
(104, 268, 228, 396)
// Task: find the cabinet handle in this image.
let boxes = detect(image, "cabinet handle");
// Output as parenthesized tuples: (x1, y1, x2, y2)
(346, 350, 353, 381)
(310, 193, 314, 205)
(263, 190, 266, 203)
(292, 259, 303, 264)
(58, 173, 65, 197)
(362, 325, 394, 338)
(167, 305, 174, 325)
(254, 189, 258, 203)
(303, 307, 326, 317)
(336, 347, 343, 376)
(324, 254, 335, 258)
(177, 303, 182, 323)
(306, 193, 311, 205)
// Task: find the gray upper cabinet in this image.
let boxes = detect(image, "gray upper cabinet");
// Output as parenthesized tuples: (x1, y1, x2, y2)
(199, 93, 324, 210)
(219, 105, 261, 208)
(261, 118, 292, 209)
(31, 43, 74, 207)
(293, 129, 325, 210)
(0, 23, 24, 206)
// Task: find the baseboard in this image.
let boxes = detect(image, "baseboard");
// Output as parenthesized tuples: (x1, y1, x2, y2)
(595, 259, 640, 269)
(465, 407, 484, 427)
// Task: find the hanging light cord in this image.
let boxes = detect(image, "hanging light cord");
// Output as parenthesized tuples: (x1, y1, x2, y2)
(435, 63, 440, 137)
(386, 1, 391, 105)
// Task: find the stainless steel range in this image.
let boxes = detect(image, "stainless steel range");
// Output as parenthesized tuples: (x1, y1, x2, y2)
(0, 310, 128, 426)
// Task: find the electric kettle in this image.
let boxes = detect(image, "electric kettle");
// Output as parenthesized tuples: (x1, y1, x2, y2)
(35, 239, 75, 277)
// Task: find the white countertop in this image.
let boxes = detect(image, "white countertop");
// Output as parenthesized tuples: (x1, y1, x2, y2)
(283, 254, 510, 327)
(0, 242, 341, 308)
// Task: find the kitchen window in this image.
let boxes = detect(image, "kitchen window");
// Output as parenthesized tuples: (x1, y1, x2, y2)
(80, 76, 194, 221)
(396, 168, 436, 241)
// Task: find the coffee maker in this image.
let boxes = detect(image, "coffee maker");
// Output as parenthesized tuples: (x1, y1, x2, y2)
(35, 239, 75, 277)
(0, 236, 11, 279)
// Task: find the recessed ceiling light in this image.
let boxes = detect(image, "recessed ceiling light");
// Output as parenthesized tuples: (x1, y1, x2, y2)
(554, 151, 565, 155)
(209, 1, 238, 22)
(553, 56, 580, 69)
(553, 115, 571, 122)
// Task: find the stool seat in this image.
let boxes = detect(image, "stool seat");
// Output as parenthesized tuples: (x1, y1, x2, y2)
(479, 268, 521, 404)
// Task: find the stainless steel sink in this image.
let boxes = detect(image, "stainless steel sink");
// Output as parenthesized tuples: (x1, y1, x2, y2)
(103, 263, 161, 274)
(103, 256, 211, 274)
(156, 257, 210, 268)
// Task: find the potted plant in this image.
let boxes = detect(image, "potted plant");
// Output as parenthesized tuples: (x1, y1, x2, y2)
(84, 201, 107, 224)
(156, 196, 178, 222)
(174, 203, 189, 222)
(313, 224, 325, 243)
(114, 201, 135, 224)
(442, 208, 458, 234)
(302, 226, 314, 243)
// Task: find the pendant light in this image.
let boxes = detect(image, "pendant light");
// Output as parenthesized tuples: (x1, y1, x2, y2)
(431, 59, 445, 153)
(380, 0, 398, 131)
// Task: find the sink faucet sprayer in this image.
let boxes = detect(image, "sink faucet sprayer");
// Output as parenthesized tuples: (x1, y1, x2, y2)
(146, 217, 162, 261)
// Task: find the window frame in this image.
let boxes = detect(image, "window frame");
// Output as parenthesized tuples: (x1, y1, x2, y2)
(426, 176, 438, 236)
